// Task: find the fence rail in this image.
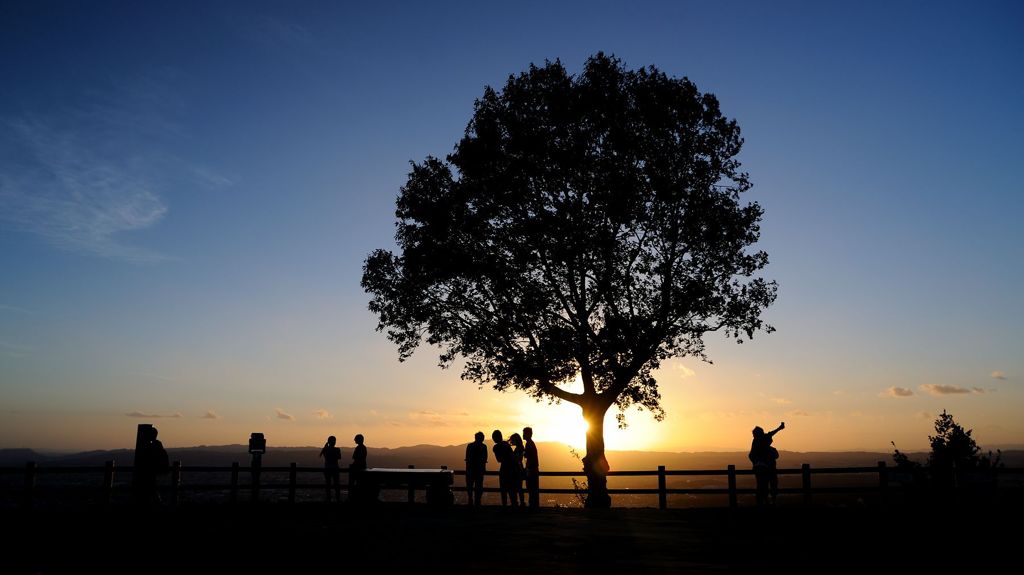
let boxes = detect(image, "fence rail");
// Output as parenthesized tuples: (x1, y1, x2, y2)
(3, 461, 1020, 509)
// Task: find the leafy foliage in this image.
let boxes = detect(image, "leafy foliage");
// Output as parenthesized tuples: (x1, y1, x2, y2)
(892, 410, 1002, 487)
(362, 53, 776, 425)
(364, 54, 777, 507)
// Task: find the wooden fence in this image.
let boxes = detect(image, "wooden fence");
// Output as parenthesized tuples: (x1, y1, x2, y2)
(2, 461, 1019, 509)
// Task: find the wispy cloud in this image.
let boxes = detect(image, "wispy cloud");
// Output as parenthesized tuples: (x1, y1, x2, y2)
(770, 397, 792, 405)
(275, 408, 295, 421)
(190, 165, 236, 190)
(917, 411, 935, 420)
(252, 15, 314, 48)
(672, 363, 696, 378)
(0, 340, 34, 357)
(126, 411, 183, 418)
(312, 409, 333, 420)
(1, 118, 170, 263)
(391, 410, 473, 428)
(408, 410, 451, 427)
(1, 71, 234, 263)
(919, 384, 983, 396)
(881, 386, 915, 398)
(130, 372, 176, 383)
(991, 371, 1007, 380)
(200, 410, 219, 420)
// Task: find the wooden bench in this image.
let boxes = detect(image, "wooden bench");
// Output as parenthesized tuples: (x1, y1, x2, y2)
(352, 467, 455, 505)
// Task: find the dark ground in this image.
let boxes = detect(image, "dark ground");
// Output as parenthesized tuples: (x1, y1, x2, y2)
(3, 501, 1013, 574)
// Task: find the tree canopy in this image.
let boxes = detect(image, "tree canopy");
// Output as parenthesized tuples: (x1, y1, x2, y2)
(363, 53, 777, 506)
(892, 410, 1002, 488)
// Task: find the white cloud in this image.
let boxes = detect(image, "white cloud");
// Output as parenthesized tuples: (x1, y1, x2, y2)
(274, 408, 295, 421)
(881, 386, 915, 398)
(991, 371, 1007, 380)
(312, 409, 333, 420)
(200, 410, 219, 420)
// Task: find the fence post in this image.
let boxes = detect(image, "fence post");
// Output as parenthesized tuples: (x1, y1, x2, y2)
(877, 461, 888, 506)
(801, 463, 812, 506)
(102, 460, 115, 505)
(170, 461, 181, 507)
(289, 463, 297, 504)
(251, 462, 261, 503)
(408, 464, 415, 504)
(727, 465, 738, 509)
(229, 462, 239, 505)
(23, 461, 37, 509)
(657, 466, 667, 510)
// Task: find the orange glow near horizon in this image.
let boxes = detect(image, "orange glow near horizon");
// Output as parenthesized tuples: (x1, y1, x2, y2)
(506, 373, 672, 452)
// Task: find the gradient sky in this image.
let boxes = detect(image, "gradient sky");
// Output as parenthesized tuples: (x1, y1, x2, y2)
(2, 1, 1022, 453)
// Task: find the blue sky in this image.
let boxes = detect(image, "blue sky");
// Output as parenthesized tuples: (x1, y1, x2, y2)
(1, 1, 1022, 451)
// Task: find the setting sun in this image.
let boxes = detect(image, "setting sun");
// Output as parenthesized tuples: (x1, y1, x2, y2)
(507, 371, 669, 452)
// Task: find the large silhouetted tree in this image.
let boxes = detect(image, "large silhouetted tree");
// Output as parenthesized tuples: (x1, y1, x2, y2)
(362, 53, 777, 507)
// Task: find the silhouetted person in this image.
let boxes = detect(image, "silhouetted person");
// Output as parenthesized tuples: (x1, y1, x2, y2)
(320, 435, 342, 502)
(350, 434, 368, 500)
(491, 430, 516, 507)
(465, 431, 488, 506)
(749, 421, 785, 506)
(134, 425, 169, 507)
(509, 432, 526, 506)
(523, 426, 540, 508)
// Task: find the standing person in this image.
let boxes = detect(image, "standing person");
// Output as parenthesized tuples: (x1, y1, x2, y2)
(508, 433, 526, 506)
(350, 434, 368, 501)
(491, 430, 515, 507)
(523, 427, 540, 508)
(748, 422, 785, 506)
(134, 425, 169, 507)
(319, 435, 342, 502)
(465, 431, 488, 506)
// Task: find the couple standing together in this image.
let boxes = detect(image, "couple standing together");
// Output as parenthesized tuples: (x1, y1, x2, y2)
(318, 434, 367, 502)
(749, 421, 785, 506)
(465, 427, 540, 508)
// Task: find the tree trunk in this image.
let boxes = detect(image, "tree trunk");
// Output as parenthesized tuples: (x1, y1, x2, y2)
(582, 403, 611, 508)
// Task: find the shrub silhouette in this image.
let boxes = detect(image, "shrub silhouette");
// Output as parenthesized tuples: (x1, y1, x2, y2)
(892, 410, 1002, 488)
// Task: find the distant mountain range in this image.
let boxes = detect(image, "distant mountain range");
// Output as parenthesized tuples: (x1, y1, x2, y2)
(3, 443, 1022, 469)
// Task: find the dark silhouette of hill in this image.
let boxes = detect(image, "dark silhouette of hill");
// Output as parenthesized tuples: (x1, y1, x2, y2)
(4, 443, 1023, 468)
